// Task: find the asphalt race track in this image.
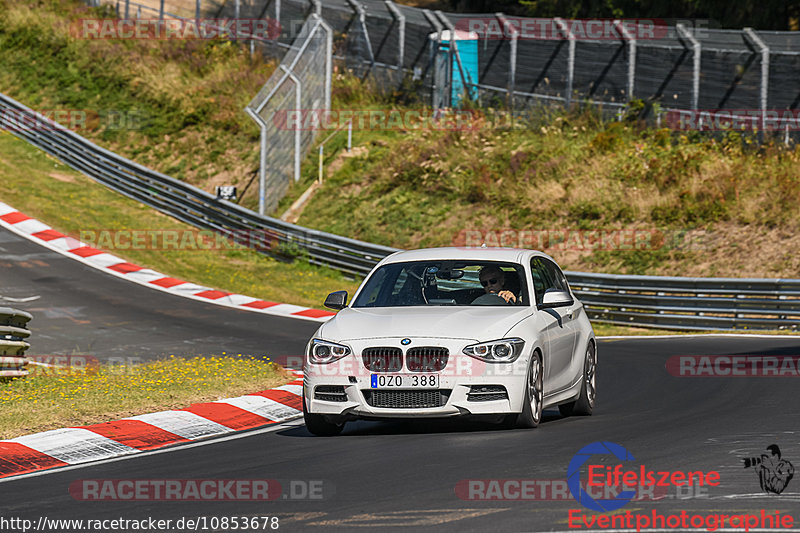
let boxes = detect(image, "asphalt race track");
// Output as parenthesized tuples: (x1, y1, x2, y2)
(0, 224, 318, 364)
(3, 224, 800, 532)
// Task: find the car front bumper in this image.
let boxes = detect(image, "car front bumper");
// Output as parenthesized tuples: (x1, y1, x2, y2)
(304, 341, 529, 420)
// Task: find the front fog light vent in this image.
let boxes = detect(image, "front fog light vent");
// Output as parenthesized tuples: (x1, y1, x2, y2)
(314, 385, 348, 402)
(467, 385, 509, 402)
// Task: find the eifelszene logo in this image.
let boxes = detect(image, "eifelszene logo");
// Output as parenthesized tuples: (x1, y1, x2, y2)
(567, 441, 721, 512)
(742, 445, 795, 494)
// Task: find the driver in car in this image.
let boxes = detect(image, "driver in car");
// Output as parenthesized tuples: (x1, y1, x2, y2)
(478, 265, 517, 304)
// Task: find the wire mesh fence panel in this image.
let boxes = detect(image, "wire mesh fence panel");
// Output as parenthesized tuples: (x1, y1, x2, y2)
(634, 44, 695, 110)
(92, 0, 800, 119)
(246, 14, 331, 214)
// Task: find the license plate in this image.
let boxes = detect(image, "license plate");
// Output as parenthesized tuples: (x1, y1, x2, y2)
(370, 374, 439, 389)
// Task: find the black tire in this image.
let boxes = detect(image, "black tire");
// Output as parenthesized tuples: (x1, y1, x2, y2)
(506, 351, 543, 429)
(559, 341, 596, 417)
(303, 396, 345, 436)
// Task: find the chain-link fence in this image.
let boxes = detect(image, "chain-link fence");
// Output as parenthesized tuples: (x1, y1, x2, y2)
(101, 1, 800, 119)
(95, 0, 800, 208)
(246, 14, 332, 215)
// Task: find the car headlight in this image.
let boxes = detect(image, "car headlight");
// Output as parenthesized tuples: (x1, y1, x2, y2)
(308, 339, 351, 364)
(463, 338, 525, 363)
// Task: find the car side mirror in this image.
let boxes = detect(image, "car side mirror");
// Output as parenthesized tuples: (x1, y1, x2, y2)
(538, 289, 573, 310)
(324, 290, 348, 310)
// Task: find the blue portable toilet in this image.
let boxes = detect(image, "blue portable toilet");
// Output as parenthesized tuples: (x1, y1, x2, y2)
(430, 30, 479, 108)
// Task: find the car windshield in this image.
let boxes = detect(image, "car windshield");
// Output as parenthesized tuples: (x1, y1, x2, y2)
(351, 261, 529, 307)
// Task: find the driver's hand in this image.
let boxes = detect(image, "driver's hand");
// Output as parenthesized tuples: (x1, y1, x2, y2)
(497, 290, 516, 304)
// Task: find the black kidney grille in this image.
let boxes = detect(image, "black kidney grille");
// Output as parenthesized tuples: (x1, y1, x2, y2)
(406, 347, 449, 372)
(362, 347, 403, 372)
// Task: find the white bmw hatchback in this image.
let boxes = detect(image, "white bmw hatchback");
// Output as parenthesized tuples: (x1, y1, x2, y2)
(303, 247, 596, 435)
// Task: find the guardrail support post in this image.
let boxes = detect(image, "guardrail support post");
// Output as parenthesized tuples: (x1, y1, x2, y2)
(159, 0, 165, 19)
(676, 23, 701, 110)
(195, 0, 201, 20)
(347, 120, 352, 151)
(124, 0, 130, 19)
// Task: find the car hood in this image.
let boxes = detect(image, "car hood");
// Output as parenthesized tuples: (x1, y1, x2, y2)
(317, 306, 533, 342)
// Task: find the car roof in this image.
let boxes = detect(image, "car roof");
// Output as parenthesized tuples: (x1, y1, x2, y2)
(379, 247, 551, 266)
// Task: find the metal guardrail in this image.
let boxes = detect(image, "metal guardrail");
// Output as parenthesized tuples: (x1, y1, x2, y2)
(0, 307, 32, 378)
(0, 92, 398, 277)
(3, 92, 800, 330)
(566, 271, 800, 331)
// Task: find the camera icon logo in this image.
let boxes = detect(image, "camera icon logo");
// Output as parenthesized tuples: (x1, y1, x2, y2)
(742, 444, 795, 494)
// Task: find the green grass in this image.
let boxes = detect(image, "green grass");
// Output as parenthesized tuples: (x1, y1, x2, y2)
(0, 355, 291, 439)
(282, 104, 800, 279)
(0, 0, 273, 209)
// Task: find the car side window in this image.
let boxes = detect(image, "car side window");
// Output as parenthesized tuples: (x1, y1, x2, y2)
(530, 258, 550, 306)
(542, 258, 570, 294)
